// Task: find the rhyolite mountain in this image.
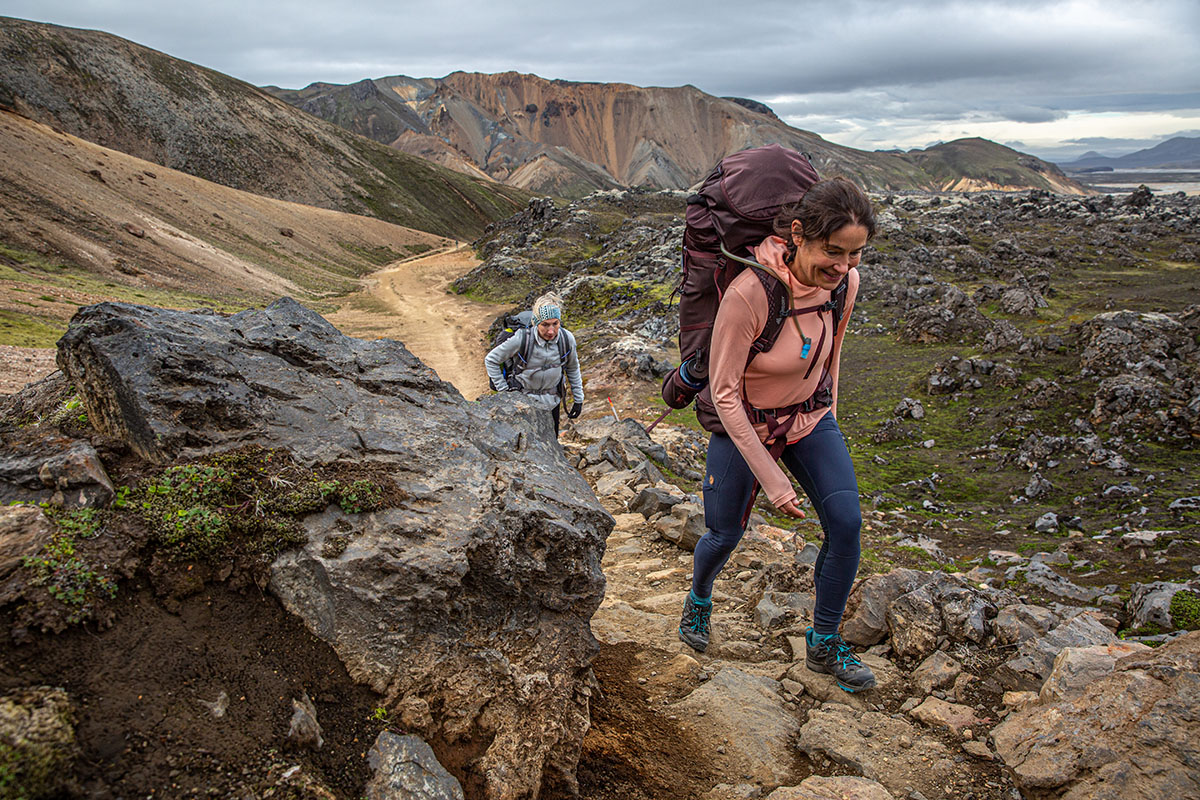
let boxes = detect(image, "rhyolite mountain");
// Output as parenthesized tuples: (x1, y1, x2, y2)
(265, 72, 1087, 198)
(0, 16, 529, 240)
(1061, 136, 1200, 171)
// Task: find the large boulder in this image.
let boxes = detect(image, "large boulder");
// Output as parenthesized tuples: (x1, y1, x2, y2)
(672, 667, 801, 788)
(841, 568, 927, 645)
(995, 611, 1117, 692)
(885, 572, 998, 660)
(57, 299, 612, 800)
(1078, 310, 1194, 378)
(993, 631, 1200, 799)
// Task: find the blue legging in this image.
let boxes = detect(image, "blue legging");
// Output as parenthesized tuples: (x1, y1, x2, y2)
(692, 413, 862, 634)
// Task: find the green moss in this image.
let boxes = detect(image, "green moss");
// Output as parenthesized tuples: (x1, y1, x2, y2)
(43, 395, 89, 429)
(895, 545, 944, 567)
(0, 734, 71, 800)
(858, 547, 895, 576)
(1170, 589, 1200, 631)
(563, 277, 673, 329)
(1120, 622, 1164, 639)
(132, 448, 388, 563)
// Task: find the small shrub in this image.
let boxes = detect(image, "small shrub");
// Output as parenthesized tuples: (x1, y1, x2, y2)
(330, 479, 383, 514)
(21, 506, 117, 623)
(44, 395, 88, 428)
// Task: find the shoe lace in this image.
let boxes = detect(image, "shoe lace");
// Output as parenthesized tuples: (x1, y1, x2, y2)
(683, 601, 711, 634)
(828, 636, 862, 670)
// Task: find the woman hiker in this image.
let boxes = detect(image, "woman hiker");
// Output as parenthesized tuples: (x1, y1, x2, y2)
(677, 177, 877, 693)
(485, 292, 583, 436)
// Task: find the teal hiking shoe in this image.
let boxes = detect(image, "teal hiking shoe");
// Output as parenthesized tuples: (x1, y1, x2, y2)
(805, 627, 876, 692)
(678, 593, 712, 652)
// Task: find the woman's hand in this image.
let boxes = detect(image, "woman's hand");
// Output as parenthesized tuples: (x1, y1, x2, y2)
(777, 498, 806, 519)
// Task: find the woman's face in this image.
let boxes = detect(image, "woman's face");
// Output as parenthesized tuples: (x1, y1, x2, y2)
(536, 318, 561, 341)
(789, 221, 868, 290)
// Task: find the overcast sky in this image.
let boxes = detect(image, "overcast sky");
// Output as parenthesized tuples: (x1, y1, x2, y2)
(4, 0, 1198, 162)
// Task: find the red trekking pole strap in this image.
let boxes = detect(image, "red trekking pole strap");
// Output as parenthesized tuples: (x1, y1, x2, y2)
(739, 411, 795, 529)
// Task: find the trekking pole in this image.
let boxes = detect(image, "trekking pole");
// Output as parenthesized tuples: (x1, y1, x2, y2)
(607, 397, 620, 423)
(644, 407, 672, 434)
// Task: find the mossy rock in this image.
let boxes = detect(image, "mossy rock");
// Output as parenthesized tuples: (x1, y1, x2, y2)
(0, 687, 78, 799)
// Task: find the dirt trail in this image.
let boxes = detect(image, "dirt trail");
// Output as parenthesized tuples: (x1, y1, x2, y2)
(0, 247, 505, 400)
(324, 245, 511, 401)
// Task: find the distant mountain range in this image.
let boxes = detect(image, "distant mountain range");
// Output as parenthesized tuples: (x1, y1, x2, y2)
(0, 12, 1090, 278)
(0, 16, 528, 240)
(264, 73, 1088, 198)
(1060, 136, 1200, 171)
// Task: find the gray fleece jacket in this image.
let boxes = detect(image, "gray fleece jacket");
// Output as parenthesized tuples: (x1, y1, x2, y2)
(484, 327, 584, 412)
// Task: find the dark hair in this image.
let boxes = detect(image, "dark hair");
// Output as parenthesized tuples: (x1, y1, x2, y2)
(772, 177, 875, 260)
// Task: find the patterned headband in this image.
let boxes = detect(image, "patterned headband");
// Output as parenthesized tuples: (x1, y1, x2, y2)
(534, 305, 561, 323)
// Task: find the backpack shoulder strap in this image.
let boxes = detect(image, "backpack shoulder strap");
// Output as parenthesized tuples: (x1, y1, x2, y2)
(830, 274, 849, 331)
(557, 330, 571, 365)
(516, 327, 533, 366)
(748, 266, 791, 361)
(715, 244, 793, 361)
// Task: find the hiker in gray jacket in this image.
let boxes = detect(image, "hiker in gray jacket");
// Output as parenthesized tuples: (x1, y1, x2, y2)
(485, 292, 584, 435)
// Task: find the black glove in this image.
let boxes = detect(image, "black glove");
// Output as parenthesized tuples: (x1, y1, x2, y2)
(568, 401, 583, 419)
(502, 385, 521, 392)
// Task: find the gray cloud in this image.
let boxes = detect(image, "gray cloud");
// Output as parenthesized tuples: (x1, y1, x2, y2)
(4, 0, 1199, 158)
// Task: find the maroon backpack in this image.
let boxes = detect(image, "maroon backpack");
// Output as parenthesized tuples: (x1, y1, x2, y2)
(653, 144, 847, 435)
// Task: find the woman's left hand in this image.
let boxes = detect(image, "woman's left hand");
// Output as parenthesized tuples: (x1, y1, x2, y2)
(777, 499, 806, 519)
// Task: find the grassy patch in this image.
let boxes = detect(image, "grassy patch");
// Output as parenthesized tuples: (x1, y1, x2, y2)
(336, 241, 406, 267)
(0, 244, 252, 321)
(859, 546, 896, 576)
(0, 309, 66, 348)
(643, 393, 706, 433)
(341, 135, 529, 239)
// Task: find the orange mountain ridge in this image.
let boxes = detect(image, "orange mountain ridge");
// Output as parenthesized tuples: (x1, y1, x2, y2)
(268, 71, 1088, 198)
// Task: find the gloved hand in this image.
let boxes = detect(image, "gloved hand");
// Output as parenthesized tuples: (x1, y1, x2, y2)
(502, 384, 521, 392)
(568, 401, 583, 419)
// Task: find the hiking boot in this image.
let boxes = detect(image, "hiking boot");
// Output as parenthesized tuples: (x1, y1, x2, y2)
(805, 627, 876, 692)
(678, 594, 712, 652)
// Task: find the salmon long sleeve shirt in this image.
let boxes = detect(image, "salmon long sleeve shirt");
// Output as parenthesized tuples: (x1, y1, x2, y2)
(709, 236, 860, 508)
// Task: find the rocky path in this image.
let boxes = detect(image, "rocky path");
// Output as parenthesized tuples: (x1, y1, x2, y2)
(566, 415, 1200, 800)
(317, 233, 1026, 796)
(583, 493, 980, 799)
(324, 244, 511, 401)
